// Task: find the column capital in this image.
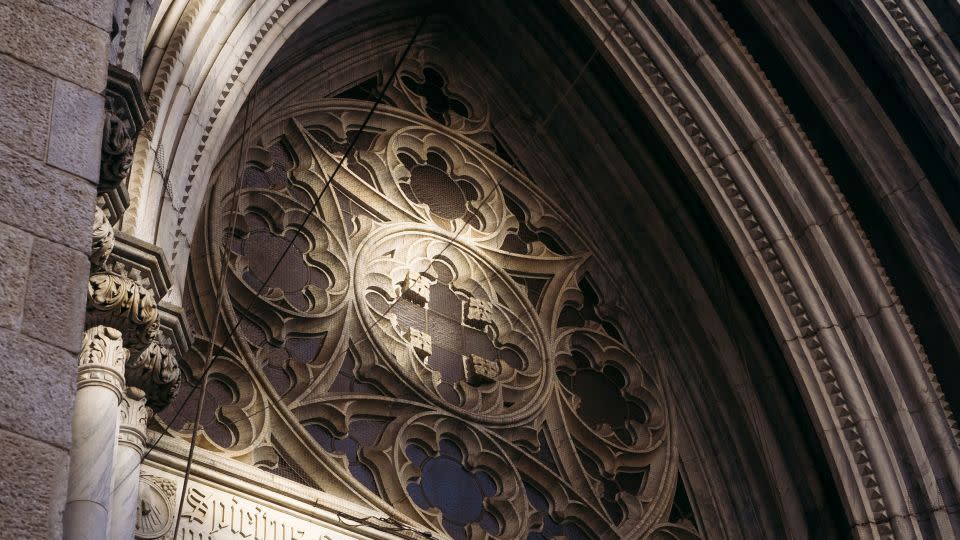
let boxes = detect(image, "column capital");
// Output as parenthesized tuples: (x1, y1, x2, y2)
(77, 325, 127, 400)
(117, 387, 149, 454)
(126, 340, 181, 413)
(87, 271, 159, 349)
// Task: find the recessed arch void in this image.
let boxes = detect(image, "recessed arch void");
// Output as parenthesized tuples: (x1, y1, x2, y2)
(181, 1, 848, 537)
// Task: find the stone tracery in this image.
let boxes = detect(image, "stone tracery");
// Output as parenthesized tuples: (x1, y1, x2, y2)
(0, 0, 952, 536)
(178, 59, 685, 537)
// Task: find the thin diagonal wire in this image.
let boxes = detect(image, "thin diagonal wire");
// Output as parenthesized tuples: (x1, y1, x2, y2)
(150, 89, 601, 530)
(107, 9, 428, 515)
(103, 112, 257, 512)
(150, 2, 621, 490)
(342, 0, 628, 350)
(149, 0, 622, 461)
(169, 71, 260, 535)
(160, 15, 428, 535)
(146, 1, 631, 533)
(138, 96, 556, 539)
(146, 14, 427, 460)
(536, 1, 623, 133)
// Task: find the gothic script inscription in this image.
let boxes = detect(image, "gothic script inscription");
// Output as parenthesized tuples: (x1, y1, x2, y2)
(173, 486, 364, 540)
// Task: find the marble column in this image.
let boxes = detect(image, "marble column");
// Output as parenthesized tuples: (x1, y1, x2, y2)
(109, 387, 148, 540)
(64, 325, 127, 540)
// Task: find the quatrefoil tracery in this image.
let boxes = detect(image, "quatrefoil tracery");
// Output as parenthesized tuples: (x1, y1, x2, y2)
(397, 149, 485, 231)
(189, 98, 675, 538)
(357, 227, 544, 420)
(401, 67, 471, 127)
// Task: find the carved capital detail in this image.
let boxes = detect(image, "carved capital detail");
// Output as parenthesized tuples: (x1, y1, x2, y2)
(101, 96, 134, 190)
(126, 340, 181, 413)
(91, 205, 115, 269)
(118, 387, 149, 453)
(78, 325, 127, 397)
(100, 67, 146, 192)
(87, 272, 159, 349)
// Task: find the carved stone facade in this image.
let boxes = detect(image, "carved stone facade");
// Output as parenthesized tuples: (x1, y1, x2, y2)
(101, 68, 145, 192)
(65, 165, 186, 539)
(171, 76, 683, 535)
(118, 387, 150, 452)
(84, 213, 183, 411)
(76, 325, 128, 398)
(1, 0, 960, 538)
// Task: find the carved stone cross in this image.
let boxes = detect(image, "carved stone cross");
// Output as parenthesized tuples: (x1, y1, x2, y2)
(394, 272, 509, 403)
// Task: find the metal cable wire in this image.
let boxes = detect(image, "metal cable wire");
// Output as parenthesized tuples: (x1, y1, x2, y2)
(164, 14, 429, 537)
(169, 57, 261, 536)
(101, 9, 429, 526)
(129, 2, 640, 536)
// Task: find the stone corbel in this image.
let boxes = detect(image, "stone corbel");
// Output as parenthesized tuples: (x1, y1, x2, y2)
(87, 213, 189, 413)
(99, 66, 146, 216)
(108, 230, 194, 358)
(107, 230, 173, 299)
(101, 232, 192, 412)
(86, 270, 184, 412)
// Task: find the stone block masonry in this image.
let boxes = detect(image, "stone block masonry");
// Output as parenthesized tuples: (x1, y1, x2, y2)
(0, 0, 113, 536)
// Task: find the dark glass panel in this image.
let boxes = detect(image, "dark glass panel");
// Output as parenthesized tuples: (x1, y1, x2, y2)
(285, 334, 325, 364)
(408, 162, 468, 220)
(401, 67, 469, 125)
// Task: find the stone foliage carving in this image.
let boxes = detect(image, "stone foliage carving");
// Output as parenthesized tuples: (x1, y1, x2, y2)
(87, 271, 159, 349)
(86, 195, 181, 413)
(101, 66, 146, 192)
(78, 325, 128, 396)
(173, 57, 682, 538)
(126, 341, 180, 411)
(91, 206, 115, 269)
(118, 387, 149, 451)
(101, 96, 135, 189)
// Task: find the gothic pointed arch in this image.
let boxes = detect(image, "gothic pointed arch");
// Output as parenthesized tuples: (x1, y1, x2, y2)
(120, 0, 960, 538)
(172, 39, 697, 537)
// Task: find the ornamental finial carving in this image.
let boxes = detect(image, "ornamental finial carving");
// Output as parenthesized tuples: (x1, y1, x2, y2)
(77, 325, 128, 396)
(87, 272, 159, 349)
(126, 341, 180, 412)
(91, 206, 115, 269)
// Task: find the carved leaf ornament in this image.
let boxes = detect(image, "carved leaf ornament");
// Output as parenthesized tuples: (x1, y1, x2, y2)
(173, 59, 682, 539)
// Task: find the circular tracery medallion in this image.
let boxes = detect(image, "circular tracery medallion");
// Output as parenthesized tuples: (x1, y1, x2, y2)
(355, 225, 547, 421)
(181, 81, 679, 538)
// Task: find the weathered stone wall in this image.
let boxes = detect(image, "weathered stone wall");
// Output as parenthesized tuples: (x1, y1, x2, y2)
(0, 0, 112, 536)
